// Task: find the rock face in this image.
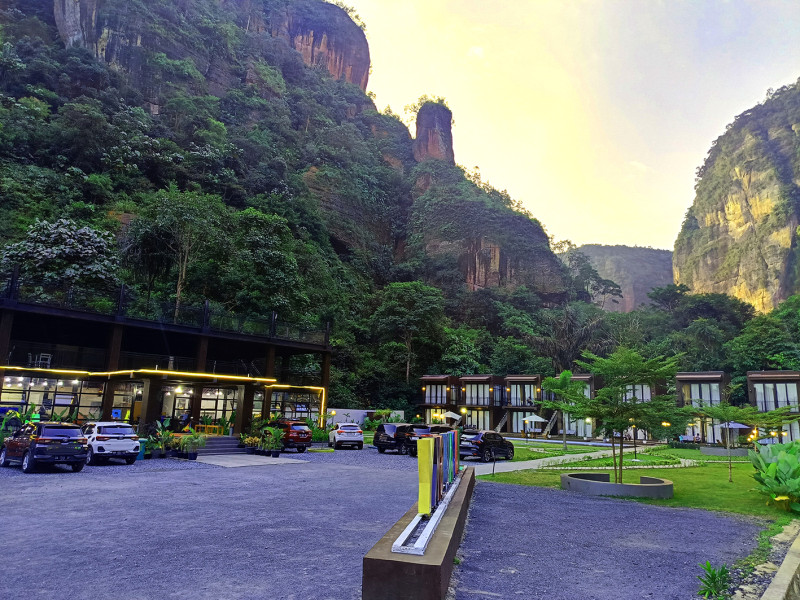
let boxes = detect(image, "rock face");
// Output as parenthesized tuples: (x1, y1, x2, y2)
(52, 0, 370, 91)
(578, 245, 674, 312)
(270, 1, 370, 91)
(413, 103, 455, 164)
(673, 80, 800, 312)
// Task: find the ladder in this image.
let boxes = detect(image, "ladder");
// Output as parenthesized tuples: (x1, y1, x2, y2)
(493, 412, 508, 433)
(542, 411, 559, 437)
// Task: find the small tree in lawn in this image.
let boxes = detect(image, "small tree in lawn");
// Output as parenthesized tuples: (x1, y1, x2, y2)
(697, 389, 759, 483)
(576, 348, 682, 483)
(541, 370, 592, 451)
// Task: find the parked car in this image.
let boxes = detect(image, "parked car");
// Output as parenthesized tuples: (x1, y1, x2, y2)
(0, 421, 88, 473)
(268, 420, 312, 453)
(328, 423, 363, 449)
(373, 423, 410, 454)
(406, 424, 456, 457)
(81, 421, 140, 465)
(459, 430, 515, 462)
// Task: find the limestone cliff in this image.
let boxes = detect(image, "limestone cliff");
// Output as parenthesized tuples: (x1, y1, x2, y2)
(578, 245, 673, 312)
(673, 79, 800, 312)
(52, 0, 370, 93)
(413, 102, 455, 164)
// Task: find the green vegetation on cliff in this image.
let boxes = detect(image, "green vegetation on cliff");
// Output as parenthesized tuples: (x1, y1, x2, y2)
(674, 79, 800, 312)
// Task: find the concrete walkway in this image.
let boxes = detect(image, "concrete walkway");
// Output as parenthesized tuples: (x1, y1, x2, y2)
(196, 454, 308, 467)
(471, 446, 618, 476)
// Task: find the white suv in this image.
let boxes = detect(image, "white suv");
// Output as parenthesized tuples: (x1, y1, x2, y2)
(81, 422, 140, 465)
(328, 423, 363, 449)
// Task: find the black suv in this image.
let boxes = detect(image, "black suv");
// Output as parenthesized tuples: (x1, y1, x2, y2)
(0, 421, 89, 473)
(406, 424, 456, 457)
(374, 423, 411, 454)
(459, 430, 514, 462)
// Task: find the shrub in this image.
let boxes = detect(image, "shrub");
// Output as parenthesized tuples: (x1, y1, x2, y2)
(749, 441, 800, 512)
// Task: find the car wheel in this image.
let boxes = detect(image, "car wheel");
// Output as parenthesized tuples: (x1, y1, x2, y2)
(0, 447, 8, 467)
(328, 441, 333, 448)
(21, 451, 35, 473)
(296, 446, 306, 453)
(377, 447, 386, 454)
(507, 446, 514, 460)
(357, 442, 363, 450)
(481, 448, 492, 463)
(124, 457, 137, 465)
(86, 447, 96, 466)
(399, 443, 408, 455)
(71, 462, 84, 472)
(409, 448, 417, 457)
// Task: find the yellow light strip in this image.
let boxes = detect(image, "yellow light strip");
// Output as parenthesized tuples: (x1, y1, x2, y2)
(0, 366, 276, 384)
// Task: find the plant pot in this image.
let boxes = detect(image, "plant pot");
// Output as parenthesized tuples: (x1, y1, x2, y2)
(271, 450, 280, 458)
(157, 451, 166, 459)
(144, 453, 152, 460)
(246, 447, 256, 454)
(187, 452, 198, 460)
(168, 449, 179, 457)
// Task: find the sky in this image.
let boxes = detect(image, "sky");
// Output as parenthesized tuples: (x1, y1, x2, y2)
(344, 0, 800, 250)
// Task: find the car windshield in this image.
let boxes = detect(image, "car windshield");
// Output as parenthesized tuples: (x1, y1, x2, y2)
(463, 432, 482, 441)
(98, 425, 135, 435)
(381, 425, 397, 434)
(340, 425, 360, 430)
(290, 425, 310, 431)
(41, 426, 81, 438)
(412, 427, 430, 434)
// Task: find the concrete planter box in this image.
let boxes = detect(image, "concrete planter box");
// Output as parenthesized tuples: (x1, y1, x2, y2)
(700, 446, 749, 457)
(561, 472, 673, 499)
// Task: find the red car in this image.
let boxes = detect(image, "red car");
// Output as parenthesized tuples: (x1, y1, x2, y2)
(0, 421, 89, 473)
(268, 420, 312, 453)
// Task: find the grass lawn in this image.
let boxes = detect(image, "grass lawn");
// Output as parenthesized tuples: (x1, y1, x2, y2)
(566, 453, 680, 468)
(479, 462, 784, 519)
(647, 446, 751, 463)
(362, 431, 374, 445)
(510, 441, 597, 462)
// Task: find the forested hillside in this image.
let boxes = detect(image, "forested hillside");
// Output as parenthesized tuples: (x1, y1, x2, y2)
(2, 0, 799, 412)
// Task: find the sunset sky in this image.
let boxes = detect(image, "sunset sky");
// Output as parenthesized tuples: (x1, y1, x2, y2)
(345, 0, 800, 250)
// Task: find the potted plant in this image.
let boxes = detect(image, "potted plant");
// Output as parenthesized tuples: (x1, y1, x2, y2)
(264, 426, 284, 458)
(180, 428, 207, 460)
(243, 436, 259, 454)
(150, 420, 174, 458)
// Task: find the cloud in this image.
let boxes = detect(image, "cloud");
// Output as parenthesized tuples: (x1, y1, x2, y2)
(467, 46, 485, 59)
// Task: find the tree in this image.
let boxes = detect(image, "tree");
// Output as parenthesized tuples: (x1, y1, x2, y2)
(647, 284, 690, 313)
(126, 185, 229, 320)
(370, 282, 445, 382)
(575, 348, 683, 483)
(697, 391, 759, 483)
(541, 370, 592, 450)
(1, 218, 119, 295)
(527, 303, 607, 373)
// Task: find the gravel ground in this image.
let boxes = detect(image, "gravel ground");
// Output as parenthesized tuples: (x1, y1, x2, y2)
(453, 481, 764, 600)
(0, 452, 417, 600)
(298, 444, 423, 471)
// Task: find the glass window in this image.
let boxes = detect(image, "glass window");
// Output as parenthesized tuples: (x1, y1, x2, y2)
(98, 425, 135, 435)
(41, 426, 81, 438)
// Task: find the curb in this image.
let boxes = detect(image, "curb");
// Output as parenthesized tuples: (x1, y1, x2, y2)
(760, 528, 800, 600)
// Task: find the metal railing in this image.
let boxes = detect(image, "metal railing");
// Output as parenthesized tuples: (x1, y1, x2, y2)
(1, 269, 329, 346)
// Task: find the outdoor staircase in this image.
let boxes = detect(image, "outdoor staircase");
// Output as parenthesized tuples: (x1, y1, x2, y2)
(196, 436, 246, 456)
(542, 411, 559, 437)
(493, 412, 508, 433)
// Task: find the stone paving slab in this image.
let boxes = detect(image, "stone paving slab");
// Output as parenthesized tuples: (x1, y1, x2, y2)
(195, 454, 308, 467)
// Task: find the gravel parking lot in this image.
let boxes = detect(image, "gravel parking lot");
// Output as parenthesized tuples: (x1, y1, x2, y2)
(0, 448, 417, 600)
(0, 447, 767, 600)
(453, 481, 764, 600)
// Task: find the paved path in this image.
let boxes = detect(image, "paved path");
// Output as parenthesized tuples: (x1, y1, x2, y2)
(196, 454, 307, 467)
(472, 447, 617, 476)
(454, 481, 763, 600)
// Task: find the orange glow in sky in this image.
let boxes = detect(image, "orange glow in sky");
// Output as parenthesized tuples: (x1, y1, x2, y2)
(345, 0, 800, 250)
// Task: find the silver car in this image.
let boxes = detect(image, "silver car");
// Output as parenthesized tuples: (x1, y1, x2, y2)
(328, 423, 364, 449)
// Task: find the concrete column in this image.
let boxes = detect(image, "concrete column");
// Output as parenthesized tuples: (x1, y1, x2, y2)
(265, 346, 276, 378)
(105, 323, 123, 371)
(235, 384, 255, 436)
(0, 310, 14, 368)
(195, 336, 209, 372)
(321, 352, 331, 390)
(138, 378, 164, 432)
(190, 382, 203, 426)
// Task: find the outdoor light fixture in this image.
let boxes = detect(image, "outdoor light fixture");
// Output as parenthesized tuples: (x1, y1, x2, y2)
(489, 387, 494, 391)
(446, 387, 450, 391)
(586, 418, 592, 424)
(58, 381, 63, 386)
(461, 387, 466, 392)
(662, 421, 671, 427)
(771, 431, 778, 437)
(175, 386, 183, 393)
(72, 379, 80, 384)
(460, 407, 467, 414)
(506, 387, 511, 392)
(421, 386, 426, 391)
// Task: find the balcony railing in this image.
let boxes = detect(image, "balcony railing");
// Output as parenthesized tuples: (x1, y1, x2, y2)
(1, 270, 329, 346)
